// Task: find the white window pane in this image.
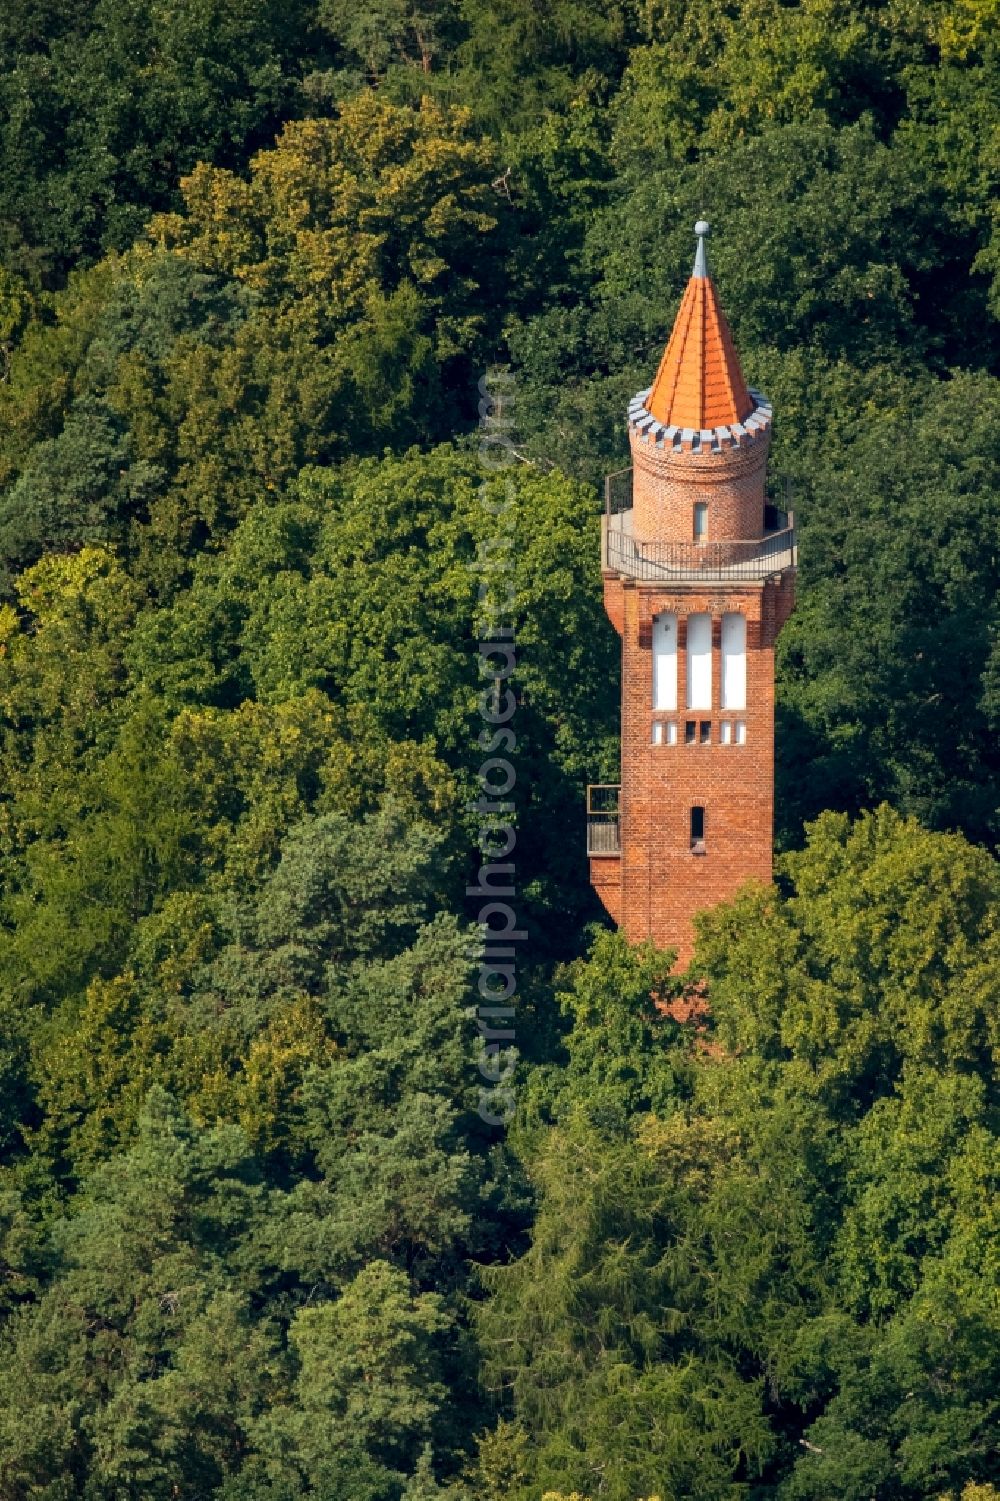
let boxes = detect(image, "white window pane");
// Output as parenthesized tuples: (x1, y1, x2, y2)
(666, 721, 678, 745)
(652, 612, 677, 710)
(721, 612, 746, 710)
(686, 613, 712, 709)
(721, 720, 732, 744)
(652, 721, 663, 745)
(735, 720, 746, 744)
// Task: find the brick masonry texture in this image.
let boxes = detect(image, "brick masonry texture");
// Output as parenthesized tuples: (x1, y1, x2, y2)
(592, 574, 793, 968)
(629, 419, 772, 544)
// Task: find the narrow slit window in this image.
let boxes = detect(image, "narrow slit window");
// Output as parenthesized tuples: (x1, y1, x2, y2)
(690, 806, 706, 853)
(684, 720, 696, 745)
(699, 720, 711, 745)
(735, 720, 747, 744)
(666, 721, 678, 745)
(652, 612, 678, 710)
(652, 721, 664, 745)
(721, 612, 747, 710)
(720, 720, 732, 745)
(686, 613, 712, 709)
(693, 502, 708, 541)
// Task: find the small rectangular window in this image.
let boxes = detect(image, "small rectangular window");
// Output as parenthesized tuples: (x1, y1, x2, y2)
(690, 806, 706, 853)
(735, 720, 747, 744)
(720, 720, 732, 745)
(684, 720, 696, 745)
(693, 502, 708, 541)
(652, 721, 663, 745)
(699, 720, 711, 745)
(666, 721, 678, 745)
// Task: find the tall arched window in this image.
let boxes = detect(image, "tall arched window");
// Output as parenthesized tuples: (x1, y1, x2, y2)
(652, 612, 677, 710)
(686, 613, 712, 709)
(721, 612, 746, 710)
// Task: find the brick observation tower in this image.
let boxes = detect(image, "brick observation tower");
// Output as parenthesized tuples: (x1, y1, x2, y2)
(588, 222, 796, 967)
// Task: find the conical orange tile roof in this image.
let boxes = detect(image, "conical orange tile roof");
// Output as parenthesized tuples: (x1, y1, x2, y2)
(646, 224, 754, 432)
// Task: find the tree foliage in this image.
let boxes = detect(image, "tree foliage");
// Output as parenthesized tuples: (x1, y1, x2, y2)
(478, 812, 1000, 1499)
(0, 0, 997, 1495)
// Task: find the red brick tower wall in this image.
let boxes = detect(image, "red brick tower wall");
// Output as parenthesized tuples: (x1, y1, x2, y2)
(599, 572, 790, 968)
(630, 425, 770, 544)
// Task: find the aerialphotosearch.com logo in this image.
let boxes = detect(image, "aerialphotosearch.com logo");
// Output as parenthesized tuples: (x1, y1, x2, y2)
(471, 367, 521, 1127)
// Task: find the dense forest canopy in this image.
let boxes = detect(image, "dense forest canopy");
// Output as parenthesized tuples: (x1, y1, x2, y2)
(0, 0, 997, 1497)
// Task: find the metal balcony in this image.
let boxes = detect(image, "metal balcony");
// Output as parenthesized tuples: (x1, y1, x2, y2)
(587, 784, 621, 857)
(601, 470, 796, 583)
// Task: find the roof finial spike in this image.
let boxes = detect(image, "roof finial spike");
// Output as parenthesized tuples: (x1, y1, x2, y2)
(693, 219, 710, 279)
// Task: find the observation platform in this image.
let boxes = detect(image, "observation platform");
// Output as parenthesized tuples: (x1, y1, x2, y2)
(601, 468, 797, 583)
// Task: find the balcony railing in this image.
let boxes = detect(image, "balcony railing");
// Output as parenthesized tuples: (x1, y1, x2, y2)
(601, 466, 796, 581)
(587, 784, 621, 856)
(605, 466, 633, 517)
(604, 521, 796, 581)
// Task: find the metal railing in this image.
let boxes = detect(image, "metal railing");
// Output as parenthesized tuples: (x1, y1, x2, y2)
(587, 784, 621, 856)
(605, 467, 633, 517)
(605, 521, 796, 581)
